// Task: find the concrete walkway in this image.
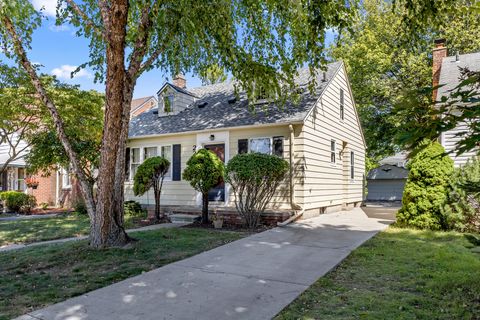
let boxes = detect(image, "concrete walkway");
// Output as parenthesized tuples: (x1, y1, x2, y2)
(0, 213, 61, 221)
(16, 208, 392, 320)
(0, 222, 187, 252)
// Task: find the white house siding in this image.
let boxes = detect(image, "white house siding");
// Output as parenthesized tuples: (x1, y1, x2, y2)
(125, 133, 198, 206)
(299, 65, 365, 213)
(441, 121, 478, 167)
(157, 86, 195, 117)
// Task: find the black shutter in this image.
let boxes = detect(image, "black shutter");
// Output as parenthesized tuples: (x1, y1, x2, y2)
(125, 147, 130, 181)
(273, 136, 284, 157)
(238, 139, 248, 154)
(172, 144, 181, 181)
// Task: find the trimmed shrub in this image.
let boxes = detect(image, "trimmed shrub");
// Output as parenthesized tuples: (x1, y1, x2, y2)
(225, 153, 289, 228)
(397, 141, 454, 230)
(183, 149, 225, 224)
(124, 200, 146, 218)
(443, 157, 480, 233)
(133, 156, 170, 222)
(0, 191, 37, 213)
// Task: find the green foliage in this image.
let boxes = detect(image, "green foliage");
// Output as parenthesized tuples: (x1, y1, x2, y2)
(124, 200, 146, 218)
(183, 149, 225, 195)
(443, 157, 480, 233)
(133, 157, 170, 196)
(397, 141, 454, 230)
(0, 191, 37, 213)
(199, 64, 228, 85)
(73, 199, 87, 215)
(225, 153, 288, 227)
(331, 0, 480, 159)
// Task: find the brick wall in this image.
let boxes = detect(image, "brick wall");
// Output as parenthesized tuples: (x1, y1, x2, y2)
(27, 171, 57, 206)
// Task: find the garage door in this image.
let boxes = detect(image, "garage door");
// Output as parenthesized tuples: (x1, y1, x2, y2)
(367, 179, 406, 201)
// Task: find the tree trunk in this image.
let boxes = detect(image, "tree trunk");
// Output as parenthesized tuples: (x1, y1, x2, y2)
(153, 181, 161, 222)
(202, 193, 209, 224)
(89, 0, 130, 248)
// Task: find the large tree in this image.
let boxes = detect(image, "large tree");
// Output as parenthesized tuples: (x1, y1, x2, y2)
(330, 0, 480, 163)
(0, 0, 356, 248)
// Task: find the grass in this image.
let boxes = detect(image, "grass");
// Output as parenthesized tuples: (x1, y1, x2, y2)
(276, 227, 480, 320)
(0, 213, 147, 246)
(0, 227, 244, 320)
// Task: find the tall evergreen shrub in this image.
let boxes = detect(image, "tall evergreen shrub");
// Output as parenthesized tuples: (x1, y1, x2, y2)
(397, 141, 454, 229)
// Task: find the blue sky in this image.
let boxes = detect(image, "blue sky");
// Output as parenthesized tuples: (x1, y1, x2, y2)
(2, 0, 336, 99)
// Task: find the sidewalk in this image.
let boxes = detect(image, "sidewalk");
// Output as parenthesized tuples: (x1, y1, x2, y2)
(0, 222, 187, 252)
(16, 208, 392, 320)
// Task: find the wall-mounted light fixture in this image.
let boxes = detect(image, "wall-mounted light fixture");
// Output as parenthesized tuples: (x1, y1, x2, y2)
(192, 145, 197, 152)
(209, 134, 215, 141)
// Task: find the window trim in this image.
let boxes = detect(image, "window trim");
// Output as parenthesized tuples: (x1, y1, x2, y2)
(129, 145, 174, 181)
(330, 139, 336, 165)
(61, 167, 72, 189)
(160, 144, 173, 180)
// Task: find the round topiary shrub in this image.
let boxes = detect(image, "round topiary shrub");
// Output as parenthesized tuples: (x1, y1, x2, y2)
(183, 149, 224, 224)
(133, 156, 170, 222)
(225, 152, 289, 228)
(397, 141, 454, 230)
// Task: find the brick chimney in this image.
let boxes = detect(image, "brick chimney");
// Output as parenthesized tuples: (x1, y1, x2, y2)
(432, 38, 447, 101)
(173, 74, 186, 89)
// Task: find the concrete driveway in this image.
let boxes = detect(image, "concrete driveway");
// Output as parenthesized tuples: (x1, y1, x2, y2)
(16, 208, 392, 320)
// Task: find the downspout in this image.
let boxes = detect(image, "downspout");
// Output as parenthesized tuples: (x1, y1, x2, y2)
(278, 124, 304, 226)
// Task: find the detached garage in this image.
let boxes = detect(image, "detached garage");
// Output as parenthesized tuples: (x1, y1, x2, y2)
(366, 153, 409, 201)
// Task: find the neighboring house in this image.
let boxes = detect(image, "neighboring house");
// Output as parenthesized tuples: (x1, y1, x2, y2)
(125, 62, 366, 219)
(130, 96, 157, 118)
(432, 39, 479, 167)
(366, 152, 408, 202)
(0, 134, 74, 207)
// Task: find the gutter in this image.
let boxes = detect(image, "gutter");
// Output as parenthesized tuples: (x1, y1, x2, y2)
(278, 124, 304, 226)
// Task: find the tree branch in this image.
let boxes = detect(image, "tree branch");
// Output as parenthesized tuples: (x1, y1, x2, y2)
(65, 0, 106, 41)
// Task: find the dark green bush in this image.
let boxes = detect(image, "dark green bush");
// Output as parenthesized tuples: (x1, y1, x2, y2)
(133, 156, 170, 222)
(225, 152, 288, 228)
(73, 199, 88, 215)
(0, 191, 37, 213)
(183, 149, 225, 224)
(443, 157, 480, 233)
(397, 141, 454, 230)
(124, 200, 146, 218)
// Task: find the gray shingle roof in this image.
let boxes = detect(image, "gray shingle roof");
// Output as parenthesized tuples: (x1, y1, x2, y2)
(129, 61, 342, 138)
(437, 51, 480, 99)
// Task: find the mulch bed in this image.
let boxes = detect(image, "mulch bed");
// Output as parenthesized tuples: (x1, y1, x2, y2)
(182, 221, 273, 233)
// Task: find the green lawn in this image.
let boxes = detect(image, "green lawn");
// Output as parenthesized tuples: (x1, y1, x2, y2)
(276, 227, 480, 320)
(0, 214, 147, 246)
(0, 227, 244, 320)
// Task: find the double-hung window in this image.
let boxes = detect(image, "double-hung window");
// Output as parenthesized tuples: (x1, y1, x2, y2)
(340, 89, 345, 120)
(249, 137, 271, 154)
(161, 145, 172, 178)
(350, 151, 355, 180)
(130, 148, 141, 180)
(330, 140, 336, 164)
(144, 147, 157, 159)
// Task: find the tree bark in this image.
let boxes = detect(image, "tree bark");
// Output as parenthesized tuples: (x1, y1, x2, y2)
(154, 182, 161, 222)
(90, 0, 130, 248)
(202, 193, 209, 224)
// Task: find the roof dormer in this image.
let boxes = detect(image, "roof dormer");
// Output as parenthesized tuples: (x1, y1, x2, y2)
(156, 78, 197, 117)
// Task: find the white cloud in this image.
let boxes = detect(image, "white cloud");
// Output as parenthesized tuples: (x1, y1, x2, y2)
(51, 65, 91, 80)
(49, 24, 71, 32)
(31, 0, 61, 17)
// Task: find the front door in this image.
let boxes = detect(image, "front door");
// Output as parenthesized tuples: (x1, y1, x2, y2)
(204, 144, 225, 202)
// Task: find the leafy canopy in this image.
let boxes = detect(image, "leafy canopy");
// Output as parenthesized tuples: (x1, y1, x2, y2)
(133, 156, 170, 196)
(183, 149, 224, 195)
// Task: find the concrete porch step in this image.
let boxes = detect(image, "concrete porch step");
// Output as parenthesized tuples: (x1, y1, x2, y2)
(168, 213, 200, 223)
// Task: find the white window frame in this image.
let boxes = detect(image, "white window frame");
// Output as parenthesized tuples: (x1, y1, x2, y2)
(129, 147, 141, 181)
(248, 137, 273, 155)
(129, 145, 173, 181)
(330, 139, 336, 165)
(61, 167, 72, 189)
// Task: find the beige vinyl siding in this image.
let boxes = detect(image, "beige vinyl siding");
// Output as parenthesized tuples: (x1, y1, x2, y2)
(442, 122, 478, 167)
(228, 125, 296, 209)
(125, 134, 197, 206)
(299, 64, 365, 210)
